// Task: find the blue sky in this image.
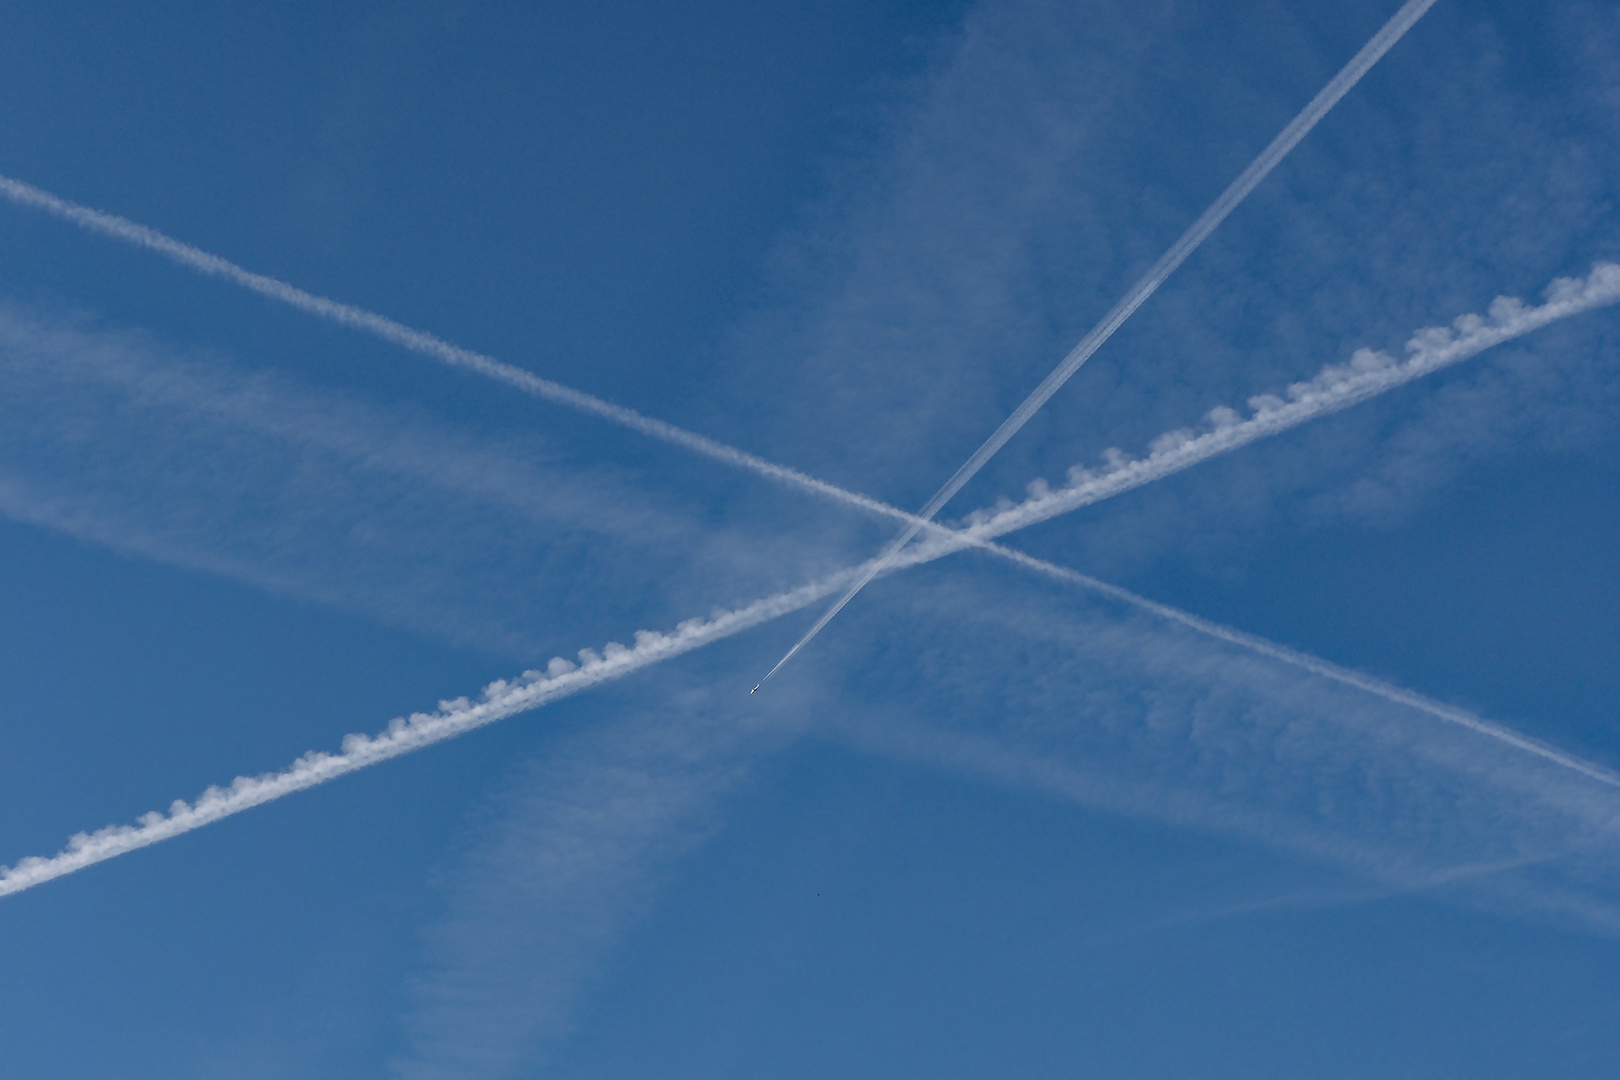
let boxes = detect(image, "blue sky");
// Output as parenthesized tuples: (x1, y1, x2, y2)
(3, 0, 1620, 1076)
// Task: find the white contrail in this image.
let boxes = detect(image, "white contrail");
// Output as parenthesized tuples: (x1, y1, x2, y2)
(5, 152, 1605, 569)
(0, 174, 909, 529)
(990, 555, 1620, 791)
(760, 0, 1442, 684)
(1, 166, 1611, 601)
(5, 520, 1612, 900)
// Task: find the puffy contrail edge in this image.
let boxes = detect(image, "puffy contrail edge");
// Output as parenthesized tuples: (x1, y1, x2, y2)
(760, 0, 1442, 684)
(4, 262, 1617, 898)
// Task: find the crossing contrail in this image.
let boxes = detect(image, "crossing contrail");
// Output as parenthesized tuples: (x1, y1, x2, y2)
(9, 149, 1586, 631)
(6, 263, 1619, 898)
(758, 0, 1442, 686)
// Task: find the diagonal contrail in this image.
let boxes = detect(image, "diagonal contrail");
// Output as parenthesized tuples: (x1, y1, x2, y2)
(759, 0, 1442, 686)
(0, 174, 913, 532)
(5, 261, 1618, 898)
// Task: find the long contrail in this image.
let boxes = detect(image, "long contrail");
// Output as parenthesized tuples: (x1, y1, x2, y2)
(0, 173, 1608, 644)
(759, 0, 1442, 685)
(0, 174, 911, 531)
(6, 267, 1618, 897)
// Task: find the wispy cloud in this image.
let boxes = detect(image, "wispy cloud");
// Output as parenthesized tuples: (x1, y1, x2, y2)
(7, 162, 1614, 657)
(0, 172, 951, 531)
(390, 543, 1620, 1077)
(2, 0, 1613, 930)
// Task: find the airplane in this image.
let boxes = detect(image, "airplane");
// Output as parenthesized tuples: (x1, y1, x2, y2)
(750, 684, 760, 694)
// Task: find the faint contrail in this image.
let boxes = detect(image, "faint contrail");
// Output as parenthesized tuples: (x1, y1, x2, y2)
(994, 556, 1620, 791)
(759, 0, 1442, 685)
(8, 281, 1620, 898)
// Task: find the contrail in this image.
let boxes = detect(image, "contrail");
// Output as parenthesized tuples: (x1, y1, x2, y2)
(4, 153, 1605, 576)
(7, 270, 1619, 897)
(759, 0, 1442, 685)
(0, 174, 908, 530)
(939, 262, 1620, 552)
(0, 568, 858, 899)
(992, 556, 1620, 791)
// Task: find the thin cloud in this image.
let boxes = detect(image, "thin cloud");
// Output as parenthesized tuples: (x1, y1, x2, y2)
(0, 172, 947, 532)
(6, 158, 1613, 654)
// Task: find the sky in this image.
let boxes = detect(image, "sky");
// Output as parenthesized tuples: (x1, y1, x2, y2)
(2, 0, 1620, 1076)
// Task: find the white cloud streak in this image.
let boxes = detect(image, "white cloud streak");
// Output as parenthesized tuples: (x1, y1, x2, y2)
(759, 0, 1442, 682)
(3, 263, 1618, 897)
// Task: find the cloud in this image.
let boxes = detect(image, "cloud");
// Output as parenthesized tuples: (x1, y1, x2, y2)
(0, 170, 976, 535)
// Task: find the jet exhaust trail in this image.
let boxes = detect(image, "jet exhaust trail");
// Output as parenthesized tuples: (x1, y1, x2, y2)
(0, 175, 912, 532)
(4, 262, 1617, 898)
(0, 3, 1438, 635)
(759, 0, 1442, 685)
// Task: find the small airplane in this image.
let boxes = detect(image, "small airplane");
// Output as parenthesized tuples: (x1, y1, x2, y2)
(750, 684, 760, 695)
